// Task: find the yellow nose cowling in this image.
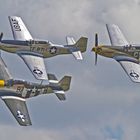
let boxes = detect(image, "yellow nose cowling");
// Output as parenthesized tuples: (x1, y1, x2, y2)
(92, 46, 102, 53)
(92, 47, 95, 52)
(0, 80, 5, 87)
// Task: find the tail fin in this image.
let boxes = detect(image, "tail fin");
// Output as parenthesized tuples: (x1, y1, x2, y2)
(48, 74, 71, 101)
(75, 37, 88, 53)
(58, 76, 71, 91)
(66, 36, 88, 60)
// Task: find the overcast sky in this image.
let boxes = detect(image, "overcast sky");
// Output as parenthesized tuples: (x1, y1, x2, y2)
(0, 0, 140, 140)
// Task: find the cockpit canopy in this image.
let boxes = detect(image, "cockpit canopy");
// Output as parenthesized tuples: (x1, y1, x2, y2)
(26, 40, 50, 45)
(1, 39, 51, 46)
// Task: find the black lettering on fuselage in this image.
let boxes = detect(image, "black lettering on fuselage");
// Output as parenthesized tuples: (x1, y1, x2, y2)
(30, 46, 46, 53)
(133, 51, 140, 59)
(16, 86, 24, 94)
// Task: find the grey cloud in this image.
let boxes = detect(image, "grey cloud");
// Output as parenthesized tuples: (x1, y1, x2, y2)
(0, 0, 140, 140)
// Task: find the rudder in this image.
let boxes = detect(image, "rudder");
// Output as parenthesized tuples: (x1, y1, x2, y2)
(75, 37, 88, 52)
(58, 76, 71, 91)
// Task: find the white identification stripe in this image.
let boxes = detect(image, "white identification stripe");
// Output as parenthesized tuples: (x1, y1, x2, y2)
(49, 80, 58, 83)
(55, 90, 65, 94)
(1, 96, 25, 101)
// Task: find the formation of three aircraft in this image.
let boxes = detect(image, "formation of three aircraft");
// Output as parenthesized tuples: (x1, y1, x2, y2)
(0, 16, 139, 126)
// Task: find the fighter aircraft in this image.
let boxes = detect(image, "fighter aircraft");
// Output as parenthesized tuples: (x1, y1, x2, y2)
(0, 56, 71, 126)
(0, 16, 88, 80)
(92, 24, 140, 83)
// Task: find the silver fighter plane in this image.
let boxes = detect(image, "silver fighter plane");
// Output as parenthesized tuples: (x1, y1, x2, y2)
(92, 24, 140, 82)
(0, 16, 88, 80)
(0, 56, 71, 126)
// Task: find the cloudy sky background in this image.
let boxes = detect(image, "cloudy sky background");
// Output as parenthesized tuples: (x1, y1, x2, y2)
(0, 0, 140, 139)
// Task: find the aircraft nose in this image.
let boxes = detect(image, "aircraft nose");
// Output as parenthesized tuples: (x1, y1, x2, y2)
(91, 46, 102, 53)
(91, 47, 95, 52)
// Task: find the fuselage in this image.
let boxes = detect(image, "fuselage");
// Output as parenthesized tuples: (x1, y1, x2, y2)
(93, 45, 140, 61)
(0, 79, 54, 99)
(0, 40, 71, 58)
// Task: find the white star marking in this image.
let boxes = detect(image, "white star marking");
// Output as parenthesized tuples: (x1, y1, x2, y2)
(17, 110, 25, 122)
(50, 47, 57, 54)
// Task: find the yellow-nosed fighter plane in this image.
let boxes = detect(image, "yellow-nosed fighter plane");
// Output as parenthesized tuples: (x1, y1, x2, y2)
(92, 24, 140, 82)
(0, 56, 71, 126)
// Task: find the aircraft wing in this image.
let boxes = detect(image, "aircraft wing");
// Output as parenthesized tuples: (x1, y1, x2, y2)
(8, 16, 33, 40)
(0, 56, 12, 80)
(1, 96, 31, 126)
(106, 24, 129, 46)
(17, 51, 48, 80)
(114, 55, 140, 82)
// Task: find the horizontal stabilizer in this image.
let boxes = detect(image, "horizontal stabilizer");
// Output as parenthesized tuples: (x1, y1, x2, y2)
(55, 93, 66, 101)
(68, 37, 87, 60)
(48, 74, 71, 101)
(71, 50, 83, 60)
(75, 37, 88, 53)
(66, 36, 76, 45)
(48, 73, 58, 83)
(66, 37, 88, 60)
(55, 90, 66, 101)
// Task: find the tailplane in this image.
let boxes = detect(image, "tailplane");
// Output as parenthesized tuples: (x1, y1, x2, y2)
(48, 74, 71, 101)
(58, 76, 71, 91)
(66, 36, 88, 60)
(74, 37, 88, 53)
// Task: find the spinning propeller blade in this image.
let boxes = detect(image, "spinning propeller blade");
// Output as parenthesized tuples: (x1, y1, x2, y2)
(95, 33, 98, 65)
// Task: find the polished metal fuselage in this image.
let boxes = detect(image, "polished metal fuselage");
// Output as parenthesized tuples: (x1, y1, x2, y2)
(0, 40, 70, 58)
(0, 79, 54, 99)
(93, 45, 140, 61)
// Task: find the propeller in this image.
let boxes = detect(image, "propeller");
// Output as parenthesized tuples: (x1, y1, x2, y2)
(95, 33, 98, 65)
(0, 32, 3, 41)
